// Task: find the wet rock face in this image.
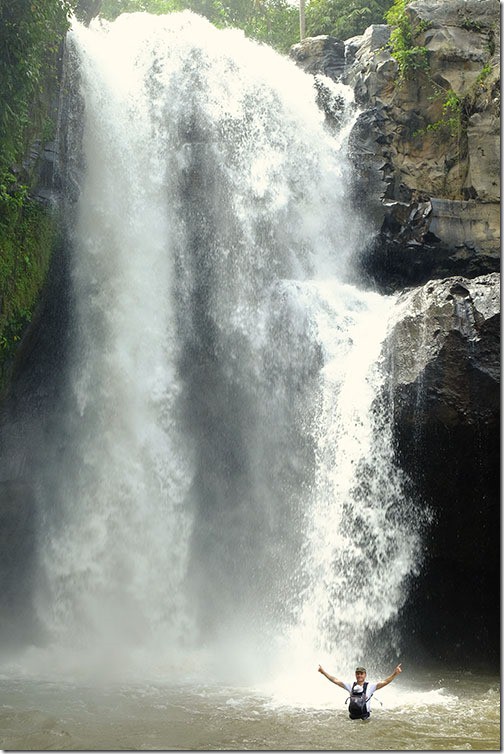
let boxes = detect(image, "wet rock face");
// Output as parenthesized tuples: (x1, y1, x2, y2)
(384, 273, 500, 663)
(356, 194, 500, 293)
(289, 35, 347, 79)
(0, 482, 41, 646)
(340, 0, 500, 288)
(289, 6, 500, 664)
(387, 273, 500, 429)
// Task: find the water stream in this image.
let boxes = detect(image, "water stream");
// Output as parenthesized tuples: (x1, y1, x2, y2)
(18, 10, 428, 684)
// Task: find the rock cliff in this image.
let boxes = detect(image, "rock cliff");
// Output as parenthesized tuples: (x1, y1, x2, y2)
(386, 274, 499, 661)
(388, 273, 499, 428)
(292, 0, 500, 291)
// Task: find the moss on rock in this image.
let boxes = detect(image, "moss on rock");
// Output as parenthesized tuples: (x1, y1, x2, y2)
(0, 193, 59, 394)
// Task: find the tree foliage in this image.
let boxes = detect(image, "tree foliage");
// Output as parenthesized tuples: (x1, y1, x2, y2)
(0, 0, 73, 389)
(0, 0, 73, 178)
(384, 0, 428, 77)
(305, 0, 394, 40)
(0, 0, 399, 385)
(99, 0, 390, 51)
(100, 0, 298, 51)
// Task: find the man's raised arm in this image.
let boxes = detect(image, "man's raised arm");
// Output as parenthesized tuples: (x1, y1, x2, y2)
(376, 663, 402, 690)
(318, 665, 346, 689)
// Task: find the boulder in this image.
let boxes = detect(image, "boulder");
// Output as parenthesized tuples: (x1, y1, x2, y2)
(289, 35, 346, 79)
(386, 272, 500, 427)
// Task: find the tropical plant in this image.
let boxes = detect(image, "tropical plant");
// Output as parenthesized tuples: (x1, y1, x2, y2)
(100, 0, 298, 52)
(0, 0, 74, 388)
(385, 0, 428, 77)
(305, 0, 394, 40)
(0, 0, 73, 178)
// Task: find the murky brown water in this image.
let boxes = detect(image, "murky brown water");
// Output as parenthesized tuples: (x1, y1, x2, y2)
(0, 668, 499, 750)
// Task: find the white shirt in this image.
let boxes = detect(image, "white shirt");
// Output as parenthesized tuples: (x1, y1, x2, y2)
(343, 680, 378, 715)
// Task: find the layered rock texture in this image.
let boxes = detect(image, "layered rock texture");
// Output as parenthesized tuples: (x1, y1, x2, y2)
(292, 0, 500, 663)
(292, 0, 500, 291)
(389, 273, 499, 428)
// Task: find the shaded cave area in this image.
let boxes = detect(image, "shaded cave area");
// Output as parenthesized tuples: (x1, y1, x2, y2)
(394, 416, 500, 669)
(0, 241, 74, 652)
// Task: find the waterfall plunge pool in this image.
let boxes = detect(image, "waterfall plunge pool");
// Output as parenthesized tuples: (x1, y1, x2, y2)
(0, 669, 499, 750)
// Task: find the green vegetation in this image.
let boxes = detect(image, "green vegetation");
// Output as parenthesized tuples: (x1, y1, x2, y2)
(476, 62, 492, 86)
(0, 0, 398, 393)
(3, 0, 495, 393)
(0, 188, 57, 375)
(0, 0, 73, 179)
(424, 53, 497, 142)
(100, 0, 395, 51)
(0, 0, 73, 390)
(385, 0, 493, 148)
(385, 0, 428, 78)
(425, 88, 462, 138)
(100, 0, 299, 52)
(305, 0, 393, 41)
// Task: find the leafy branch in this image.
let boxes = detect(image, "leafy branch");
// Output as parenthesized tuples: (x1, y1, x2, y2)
(385, 0, 428, 78)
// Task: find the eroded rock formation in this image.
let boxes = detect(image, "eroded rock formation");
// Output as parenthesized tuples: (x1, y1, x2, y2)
(291, 0, 500, 290)
(388, 273, 499, 427)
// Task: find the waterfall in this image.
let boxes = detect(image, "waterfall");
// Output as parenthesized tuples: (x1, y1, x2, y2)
(33, 11, 423, 680)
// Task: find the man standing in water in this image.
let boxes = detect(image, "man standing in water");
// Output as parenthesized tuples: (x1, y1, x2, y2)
(317, 663, 403, 719)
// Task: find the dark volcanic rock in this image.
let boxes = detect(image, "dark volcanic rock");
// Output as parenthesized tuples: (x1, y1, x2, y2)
(358, 197, 501, 292)
(387, 273, 500, 427)
(384, 273, 500, 663)
(289, 7, 500, 665)
(0, 482, 40, 646)
(289, 35, 347, 79)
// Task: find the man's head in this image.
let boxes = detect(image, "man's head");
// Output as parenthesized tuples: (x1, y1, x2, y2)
(355, 666, 367, 681)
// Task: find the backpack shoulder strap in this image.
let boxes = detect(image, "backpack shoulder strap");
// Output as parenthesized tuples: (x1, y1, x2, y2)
(345, 682, 356, 706)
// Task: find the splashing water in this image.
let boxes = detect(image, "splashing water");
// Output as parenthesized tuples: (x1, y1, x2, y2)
(30, 11, 423, 683)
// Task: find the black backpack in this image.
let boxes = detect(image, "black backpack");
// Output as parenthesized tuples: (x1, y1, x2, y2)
(347, 681, 371, 719)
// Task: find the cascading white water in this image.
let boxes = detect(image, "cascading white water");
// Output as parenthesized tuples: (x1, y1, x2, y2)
(34, 10, 423, 681)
